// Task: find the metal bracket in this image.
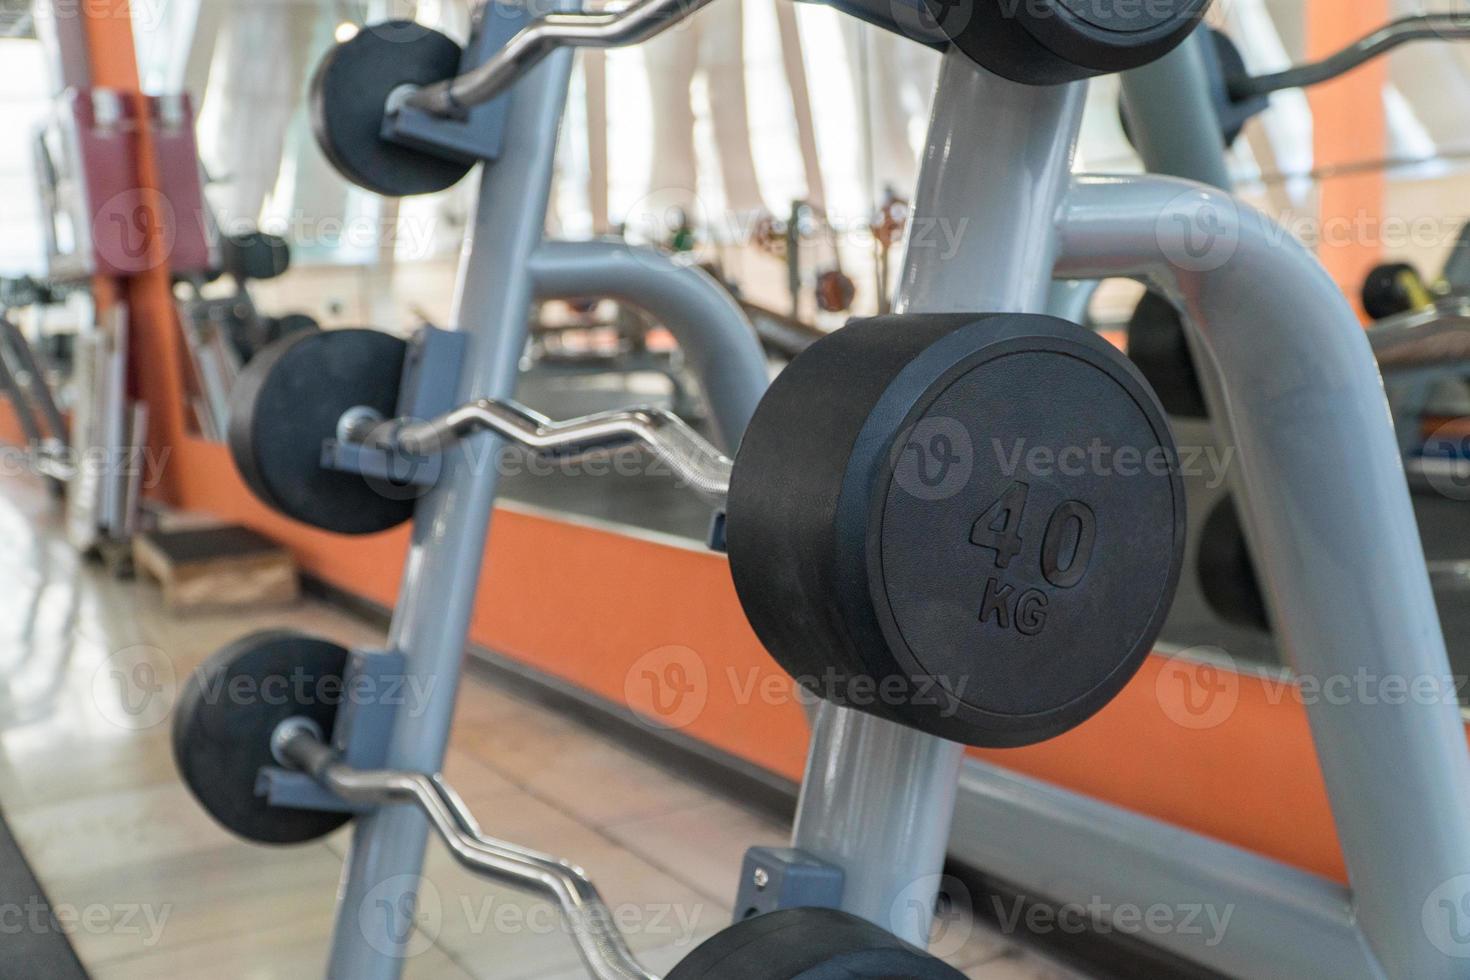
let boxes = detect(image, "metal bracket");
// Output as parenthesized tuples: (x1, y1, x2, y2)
(258, 648, 408, 814)
(319, 437, 442, 489)
(733, 847, 845, 920)
(319, 324, 467, 488)
(381, 5, 531, 165)
(397, 323, 470, 420)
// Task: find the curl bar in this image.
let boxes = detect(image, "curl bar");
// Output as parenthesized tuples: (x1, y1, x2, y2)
(404, 0, 717, 116)
(275, 725, 658, 980)
(349, 398, 734, 498)
(401, 0, 1216, 116)
(1229, 13, 1470, 100)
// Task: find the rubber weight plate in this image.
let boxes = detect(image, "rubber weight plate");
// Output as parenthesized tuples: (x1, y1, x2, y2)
(220, 230, 291, 282)
(726, 313, 1186, 748)
(173, 631, 352, 845)
(924, 0, 1211, 85)
(1198, 495, 1270, 633)
(666, 908, 964, 980)
(1126, 291, 1208, 419)
(309, 21, 473, 196)
(229, 328, 416, 535)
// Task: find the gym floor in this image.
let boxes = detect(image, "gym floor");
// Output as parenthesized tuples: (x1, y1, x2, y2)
(0, 473, 1080, 980)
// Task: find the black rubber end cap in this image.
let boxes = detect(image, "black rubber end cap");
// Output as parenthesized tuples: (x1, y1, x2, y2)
(666, 907, 966, 979)
(173, 631, 353, 845)
(309, 21, 474, 197)
(228, 328, 417, 536)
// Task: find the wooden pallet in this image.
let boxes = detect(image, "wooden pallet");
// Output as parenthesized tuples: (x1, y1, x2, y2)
(134, 524, 298, 613)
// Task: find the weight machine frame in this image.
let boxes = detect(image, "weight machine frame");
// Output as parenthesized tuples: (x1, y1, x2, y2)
(274, 9, 1468, 980)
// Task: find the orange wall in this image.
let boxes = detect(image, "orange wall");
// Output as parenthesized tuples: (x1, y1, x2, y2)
(1307, 0, 1389, 319)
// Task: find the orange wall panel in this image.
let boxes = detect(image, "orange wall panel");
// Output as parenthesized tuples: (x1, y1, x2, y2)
(1307, 0, 1389, 318)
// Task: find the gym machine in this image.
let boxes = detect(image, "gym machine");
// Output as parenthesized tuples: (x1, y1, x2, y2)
(32, 89, 215, 552)
(1120, 13, 1470, 419)
(1116, 19, 1470, 639)
(1354, 224, 1470, 466)
(175, 229, 322, 441)
(172, 3, 1469, 979)
(0, 279, 78, 492)
(751, 200, 858, 322)
(0, 276, 145, 553)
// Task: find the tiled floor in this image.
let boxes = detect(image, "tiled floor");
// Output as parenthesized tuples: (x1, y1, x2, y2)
(0, 474, 1084, 979)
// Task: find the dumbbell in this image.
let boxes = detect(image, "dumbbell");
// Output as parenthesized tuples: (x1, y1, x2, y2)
(181, 313, 1182, 980)
(1362, 262, 1433, 322)
(225, 312, 1184, 752)
(924, 0, 1211, 86)
(310, 0, 1214, 203)
(175, 637, 968, 975)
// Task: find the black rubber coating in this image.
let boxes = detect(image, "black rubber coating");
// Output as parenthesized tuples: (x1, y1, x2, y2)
(229, 327, 416, 535)
(232, 312, 320, 364)
(1197, 495, 1270, 633)
(220, 230, 291, 282)
(923, 0, 1211, 85)
(726, 314, 1186, 747)
(1126, 291, 1208, 420)
(666, 908, 965, 979)
(1205, 25, 1266, 146)
(1362, 262, 1424, 321)
(172, 631, 352, 845)
(309, 21, 473, 197)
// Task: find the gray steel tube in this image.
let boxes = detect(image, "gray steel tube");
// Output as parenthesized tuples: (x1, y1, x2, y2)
(952, 758, 1382, 978)
(1119, 27, 1234, 191)
(529, 240, 769, 450)
(1056, 175, 1470, 979)
(323, 24, 577, 980)
(791, 50, 1087, 948)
